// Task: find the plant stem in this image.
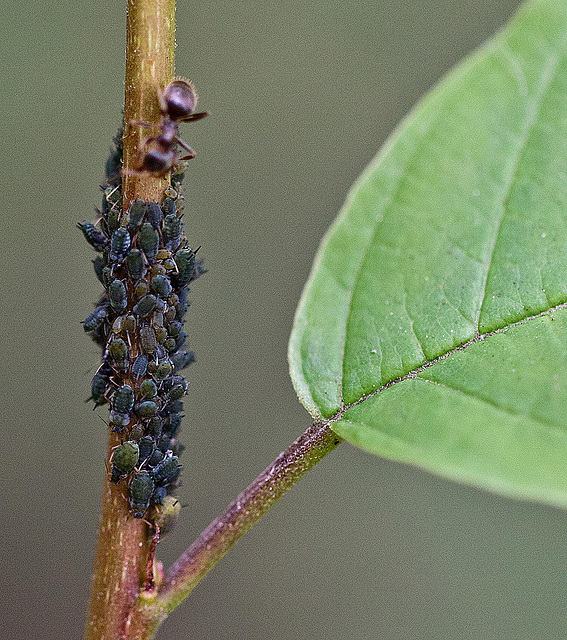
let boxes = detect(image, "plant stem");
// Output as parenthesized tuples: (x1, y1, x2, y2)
(123, 0, 175, 206)
(127, 422, 343, 638)
(83, 1, 175, 639)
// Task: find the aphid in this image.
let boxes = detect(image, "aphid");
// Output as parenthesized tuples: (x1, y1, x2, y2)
(162, 375, 186, 391)
(112, 315, 126, 334)
(108, 279, 128, 314)
(162, 258, 177, 272)
(152, 486, 167, 505)
(162, 197, 176, 217)
(156, 248, 172, 260)
(92, 256, 105, 284)
(164, 306, 177, 324)
(147, 448, 165, 467)
(164, 413, 182, 437)
(102, 185, 121, 216)
(135, 400, 159, 419)
(108, 337, 129, 367)
(138, 223, 159, 261)
(157, 434, 172, 454)
(87, 362, 113, 406)
(101, 266, 114, 289)
(134, 281, 149, 299)
(146, 202, 163, 229)
(138, 435, 155, 465)
(109, 227, 131, 263)
(154, 360, 173, 380)
(150, 263, 167, 278)
(167, 321, 183, 338)
(127, 199, 147, 232)
(132, 354, 148, 378)
(78, 222, 108, 252)
(152, 311, 164, 328)
(110, 441, 140, 483)
(112, 384, 134, 414)
(151, 455, 180, 486)
(172, 248, 196, 288)
(155, 326, 168, 345)
(152, 495, 181, 535)
(140, 325, 157, 354)
(129, 423, 146, 440)
(175, 331, 187, 350)
(162, 214, 182, 251)
(109, 411, 131, 433)
(104, 207, 121, 235)
(150, 274, 172, 299)
(164, 337, 177, 352)
(140, 379, 158, 399)
(171, 350, 195, 372)
(126, 248, 146, 281)
(130, 78, 208, 178)
(83, 305, 108, 332)
(166, 382, 188, 403)
(162, 399, 184, 415)
(129, 470, 155, 518)
(133, 294, 157, 318)
(123, 315, 137, 334)
(147, 416, 163, 439)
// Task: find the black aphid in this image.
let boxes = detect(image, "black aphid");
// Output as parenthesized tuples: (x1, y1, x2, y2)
(108, 279, 128, 314)
(127, 199, 147, 232)
(78, 222, 109, 252)
(112, 384, 134, 414)
(129, 470, 155, 518)
(109, 227, 131, 263)
(126, 249, 146, 281)
(83, 305, 108, 332)
(138, 223, 159, 261)
(132, 354, 148, 379)
(151, 455, 180, 486)
(133, 294, 157, 318)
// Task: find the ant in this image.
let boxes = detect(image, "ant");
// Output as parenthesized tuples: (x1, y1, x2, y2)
(128, 78, 208, 178)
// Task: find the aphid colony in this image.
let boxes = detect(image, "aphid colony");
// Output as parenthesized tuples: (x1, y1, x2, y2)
(80, 132, 202, 521)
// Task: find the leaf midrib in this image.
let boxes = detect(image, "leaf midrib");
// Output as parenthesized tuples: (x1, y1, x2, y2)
(324, 300, 567, 426)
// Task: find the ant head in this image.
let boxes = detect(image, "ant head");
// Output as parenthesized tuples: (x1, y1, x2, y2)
(163, 79, 198, 120)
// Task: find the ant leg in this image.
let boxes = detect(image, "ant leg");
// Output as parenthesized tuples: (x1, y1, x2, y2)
(178, 111, 209, 123)
(129, 119, 154, 129)
(175, 136, 196, 158)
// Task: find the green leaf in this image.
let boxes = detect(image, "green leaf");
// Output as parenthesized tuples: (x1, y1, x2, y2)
(288, 0, 567, 507)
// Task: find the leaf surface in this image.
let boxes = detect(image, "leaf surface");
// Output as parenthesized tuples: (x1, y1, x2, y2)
(288, 0, 567, 506)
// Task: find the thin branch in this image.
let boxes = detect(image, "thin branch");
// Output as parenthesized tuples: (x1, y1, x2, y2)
(83, 1, 175, 639)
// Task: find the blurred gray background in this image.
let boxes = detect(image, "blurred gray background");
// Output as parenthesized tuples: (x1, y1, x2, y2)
(4, 0, 566, 638)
